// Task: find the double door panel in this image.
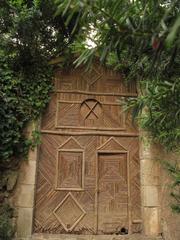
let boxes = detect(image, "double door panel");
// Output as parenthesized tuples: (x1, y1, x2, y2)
(33, 135, 140, 234)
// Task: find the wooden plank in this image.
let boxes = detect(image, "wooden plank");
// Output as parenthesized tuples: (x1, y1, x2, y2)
(56, 90, 137, 97)
(57, 100, 125, 106)
(55, 126, 126, 131)
(41, 130, 139, 137)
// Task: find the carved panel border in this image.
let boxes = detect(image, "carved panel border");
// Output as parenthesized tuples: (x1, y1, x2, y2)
(53, 192, 86, 232)
(95, 137, 131, 233)
(55, 100, 126, 131)
(55, 149, 85, 191)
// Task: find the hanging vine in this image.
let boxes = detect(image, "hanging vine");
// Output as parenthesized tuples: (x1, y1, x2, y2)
(0, 0, 80, 168)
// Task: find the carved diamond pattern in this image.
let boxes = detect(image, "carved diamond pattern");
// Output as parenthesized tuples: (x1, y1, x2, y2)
(81, 68, 102, 88)
(53, 193, 86, 232)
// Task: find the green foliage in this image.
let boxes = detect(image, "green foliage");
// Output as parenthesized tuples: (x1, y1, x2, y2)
(165, 162, 180, 213)
(0, 52, 52, 168)
(0, 204, 14, 240)
(126, 78, 180, 151)
(0, 0, 79, 168)
(55, 0, 180, 67)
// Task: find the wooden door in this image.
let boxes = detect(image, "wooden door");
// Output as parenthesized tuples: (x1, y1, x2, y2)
(33, 65, 141, 235)
(98, 152, 128, 234)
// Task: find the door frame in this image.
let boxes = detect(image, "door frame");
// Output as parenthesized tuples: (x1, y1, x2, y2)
(55, 148, 85, 191)
(95, 148, 130, 234)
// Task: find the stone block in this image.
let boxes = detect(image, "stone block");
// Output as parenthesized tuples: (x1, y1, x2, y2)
(0, 170, 18, 192)
(141, 173, 159, 187)
(139, 146, 151, 160)
(28, 147, 38, 162)
(15, 184, 35, 208)
(7, 170, 18, 191)
(142, 186, 159, 207)
(140, 160, 160, 186)
(16, 207, 33, 238)
(139, 137, 162, 161)
(19, 161, 37, 185)
(143, 207, 160, 236)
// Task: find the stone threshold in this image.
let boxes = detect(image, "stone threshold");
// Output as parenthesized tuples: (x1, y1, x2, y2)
(15, 233, 163, 240)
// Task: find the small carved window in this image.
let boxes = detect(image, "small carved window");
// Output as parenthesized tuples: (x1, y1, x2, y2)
(80, 99, 102, 120)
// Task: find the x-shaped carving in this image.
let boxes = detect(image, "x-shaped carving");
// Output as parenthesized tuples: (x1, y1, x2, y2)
(84, 101, 99, 119)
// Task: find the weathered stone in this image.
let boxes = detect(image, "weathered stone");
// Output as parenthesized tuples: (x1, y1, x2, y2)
(0, 193, 5, 203)
(0, 170, 18, 192)
(7, 170, 18, 191)
(15, 233, 163, 240)
(143, 207, 160, 236)
(140, 160, 160, 186)
(142, 186, 159, 207)
(160, 163, 180, 240)
(12, 216, 17, 231)
(18, 160, 36, 185)
(28, 147, 38, 161)
(15, 184, 35, 208)
(16, 207, 33, 238)
(4, 191, 10, 197)
(139, 133, 162, 161)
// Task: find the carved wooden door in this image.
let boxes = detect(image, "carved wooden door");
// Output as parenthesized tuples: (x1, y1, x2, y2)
(33, 65, 141, 235)
(98, 152, 128, 234)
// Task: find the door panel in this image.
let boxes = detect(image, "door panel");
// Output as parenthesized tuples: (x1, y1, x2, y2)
(98, 153, 128, 234)
(34, 135, 97, 234)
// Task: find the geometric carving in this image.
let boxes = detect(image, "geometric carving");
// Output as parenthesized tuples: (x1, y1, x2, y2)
(56, 100, 125, 130)
(98, 137, 127, 152)
(56, 150, 84, 190)
(80, 99, 102, 120)
(57, 102, 80, 127)
(53, 193, 86, 232)
(58, 137, 83, 149)
(99, 153, 127, 182)
(98, 153, 128, 233)
(81, 67, 102, 90)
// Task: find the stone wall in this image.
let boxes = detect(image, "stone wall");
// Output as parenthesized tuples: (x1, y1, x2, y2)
(0, 169, 18, 237)
(140, 131, 180, 240)
(12, 121, 38, 239)
(139, 132, 161, 237)
(160, 153, 180, 240)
